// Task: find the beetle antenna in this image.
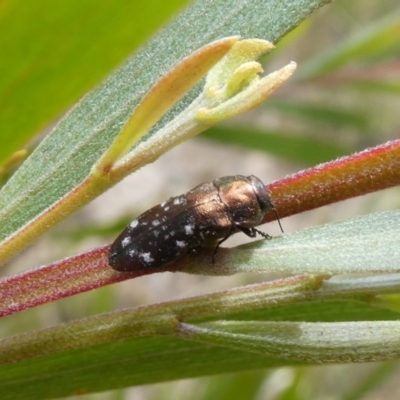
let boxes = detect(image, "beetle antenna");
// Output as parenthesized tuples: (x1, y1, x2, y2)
(271, 202, 284, 233)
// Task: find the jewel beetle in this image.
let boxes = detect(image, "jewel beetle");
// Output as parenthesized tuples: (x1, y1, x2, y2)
(109, 175, 281, 272)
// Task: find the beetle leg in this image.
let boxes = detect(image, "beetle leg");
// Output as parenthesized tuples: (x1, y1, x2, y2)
(238, 226, 256, 237)
(212, 225, 236, 263)
(239, 226, 272, 240)
(252, 227, 272, 239)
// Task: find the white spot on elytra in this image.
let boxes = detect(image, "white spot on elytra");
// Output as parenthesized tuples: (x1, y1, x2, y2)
(164, 206, 170, 211)
(121, 236, 132, 248)
(184, 225, 194, 235)
(160, 201, 166, 207)
(170, 231, 175, 236)
(176, 240, 186, 248)
(152, 220, 160, 226)
(173, 197, 186, 205)
(129, 220, 139, 229)
(139, 252, 154, 264)
(153, 230, 160, 237)
(128, 249, 136, 257)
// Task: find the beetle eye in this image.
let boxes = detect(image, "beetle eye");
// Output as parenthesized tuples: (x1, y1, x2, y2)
(247, 175, 272, 213)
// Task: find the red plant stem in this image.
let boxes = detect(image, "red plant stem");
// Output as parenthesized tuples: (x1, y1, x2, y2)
(263, 139, 400, 222)
(1, 140, 399, 318)
(0, 246, 173, 317)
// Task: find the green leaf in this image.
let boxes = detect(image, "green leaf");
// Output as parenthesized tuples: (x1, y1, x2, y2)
(180, 319, 400, 362)
(0, 0, 188, 166)
(0, 335, 293, 400)
(1, 292, 399, 399)
(200, 210, 400, 276)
